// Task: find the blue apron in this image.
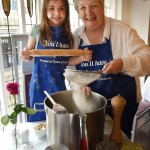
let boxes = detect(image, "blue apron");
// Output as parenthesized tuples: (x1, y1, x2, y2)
(76, 39, 138, 138)
(28, 27, 69, 122)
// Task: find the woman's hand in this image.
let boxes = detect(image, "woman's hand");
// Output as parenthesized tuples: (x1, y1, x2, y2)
(102, 58, 123, 74)
(80, 86, 92, 97)
(19, 47, 33, 61)
(80, 48, 92, 62)
(67, 48, 92, 66)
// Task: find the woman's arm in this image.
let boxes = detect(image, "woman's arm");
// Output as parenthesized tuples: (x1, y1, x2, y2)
(67, 48, 93, 66)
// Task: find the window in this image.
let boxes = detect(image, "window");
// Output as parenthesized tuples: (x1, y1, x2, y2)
(24, 0, 37, 33)
(105, 0, 115, 18)
(0, 0, 19, 35)
(69, 0, 80, 31)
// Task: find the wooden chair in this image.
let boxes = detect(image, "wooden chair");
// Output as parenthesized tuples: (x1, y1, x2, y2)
(131, 100, 150, 150)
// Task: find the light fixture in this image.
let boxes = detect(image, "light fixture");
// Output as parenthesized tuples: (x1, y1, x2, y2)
(27, 0, 33, 24)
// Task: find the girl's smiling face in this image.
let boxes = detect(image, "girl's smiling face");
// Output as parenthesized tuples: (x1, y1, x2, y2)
(47, 0, 66, 26)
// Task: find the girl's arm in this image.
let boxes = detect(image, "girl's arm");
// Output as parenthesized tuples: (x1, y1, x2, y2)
(19, 35, 36, 61)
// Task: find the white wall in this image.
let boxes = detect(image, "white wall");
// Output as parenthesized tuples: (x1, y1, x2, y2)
(121, 0, 131, 24)
(130, 0, 150, 88)
(120, 0, 150, 88)
(119, 0, 150, 44)
(115, 0, 122, 20)
(130, 0, 150, 44)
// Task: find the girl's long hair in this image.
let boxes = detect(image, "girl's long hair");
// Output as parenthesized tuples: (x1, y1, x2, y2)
(39, 0, 74, 48)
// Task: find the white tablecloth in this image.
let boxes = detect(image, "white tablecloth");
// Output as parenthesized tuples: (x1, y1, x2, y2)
(0, 122, 47, 150)
(141, 76, 150, 102)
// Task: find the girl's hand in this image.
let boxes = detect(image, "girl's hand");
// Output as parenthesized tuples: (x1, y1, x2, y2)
(102, 58, 123, 74)
(81, 48, 92, 62)
(19, 47, 33, 61)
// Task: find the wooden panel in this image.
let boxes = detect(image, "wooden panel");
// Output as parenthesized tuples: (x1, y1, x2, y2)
(25, 74, 32, 108)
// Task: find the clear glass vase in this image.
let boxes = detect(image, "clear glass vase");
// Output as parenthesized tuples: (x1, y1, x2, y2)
(10, 124, 20, 150)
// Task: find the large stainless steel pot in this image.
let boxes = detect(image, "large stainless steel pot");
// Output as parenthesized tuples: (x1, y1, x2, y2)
(44, 90, 107, 150)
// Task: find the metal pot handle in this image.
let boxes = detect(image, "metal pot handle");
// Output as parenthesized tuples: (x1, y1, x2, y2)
(33, 102, 54, 114)
(34, 102, 45, 112)
(107, 98, 112, 108)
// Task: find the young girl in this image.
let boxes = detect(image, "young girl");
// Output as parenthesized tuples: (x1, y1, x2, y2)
(20, 0, 74, 122)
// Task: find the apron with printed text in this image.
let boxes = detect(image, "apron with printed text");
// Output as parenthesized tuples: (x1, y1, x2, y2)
(29, 27, 69, 122)
(76, 39, 138, 137)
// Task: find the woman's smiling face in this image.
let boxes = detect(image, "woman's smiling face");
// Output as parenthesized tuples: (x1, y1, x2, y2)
(47, 0, 66, 26)
(77, 0, 104, 29)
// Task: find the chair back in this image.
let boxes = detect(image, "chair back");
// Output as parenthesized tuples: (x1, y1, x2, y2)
(11, 34, 34, 121)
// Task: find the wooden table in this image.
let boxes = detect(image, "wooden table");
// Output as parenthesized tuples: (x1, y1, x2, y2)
(104, 115, 129, 142)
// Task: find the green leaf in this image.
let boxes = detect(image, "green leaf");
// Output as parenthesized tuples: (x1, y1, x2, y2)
(1, 115, 10, 126)
(10, 118, 17, 124)
(21, 107, 28, 113)
(10, 111, 17, 119)
(14, 104, 23, 114)
(26, 107, 36, 114)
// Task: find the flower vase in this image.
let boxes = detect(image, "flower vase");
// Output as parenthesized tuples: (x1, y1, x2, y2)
(10, 124, 20, 150)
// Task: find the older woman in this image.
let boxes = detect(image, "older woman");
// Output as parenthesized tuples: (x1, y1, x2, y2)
(68, 0, 150, 138)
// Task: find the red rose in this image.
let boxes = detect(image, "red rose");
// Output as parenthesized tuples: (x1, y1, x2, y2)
(6, 82, 19, 95)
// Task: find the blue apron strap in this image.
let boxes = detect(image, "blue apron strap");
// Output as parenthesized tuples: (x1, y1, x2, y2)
(79, 39, 83, 48)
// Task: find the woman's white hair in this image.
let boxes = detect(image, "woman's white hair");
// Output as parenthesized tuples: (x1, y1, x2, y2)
(74, 0, 104, 12)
